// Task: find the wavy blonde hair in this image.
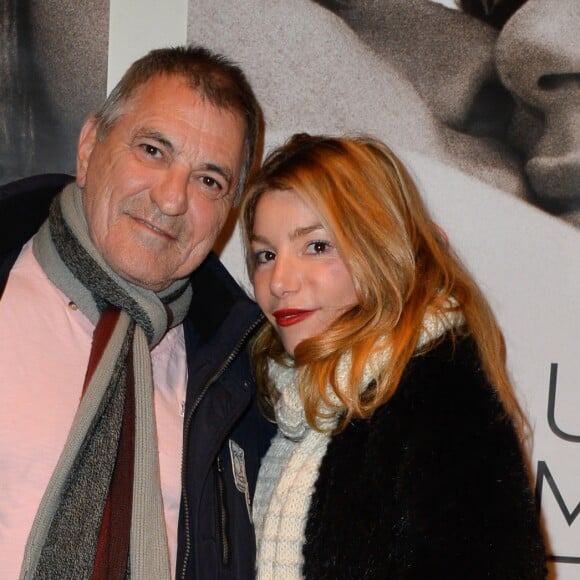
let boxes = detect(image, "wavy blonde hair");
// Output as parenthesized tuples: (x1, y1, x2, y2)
(240, 133, 523, 433)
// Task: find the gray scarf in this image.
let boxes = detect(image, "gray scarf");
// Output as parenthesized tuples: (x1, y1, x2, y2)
(20, 183, 192, 579)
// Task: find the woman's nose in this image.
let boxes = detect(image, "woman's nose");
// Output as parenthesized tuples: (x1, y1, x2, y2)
(495, 0, 580, 111)
(150, 166, 190, 216)
(269, 254, 300, 297)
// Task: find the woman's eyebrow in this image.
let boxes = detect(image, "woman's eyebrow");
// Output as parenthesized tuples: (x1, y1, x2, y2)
(290, 224, 324, 241)
(250, 224, 324, 245)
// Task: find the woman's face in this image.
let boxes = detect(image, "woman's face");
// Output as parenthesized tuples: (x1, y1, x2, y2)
(250, 189, 359, 357)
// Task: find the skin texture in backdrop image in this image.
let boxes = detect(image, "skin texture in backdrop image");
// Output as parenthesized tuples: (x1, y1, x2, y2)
(190, 0, 579, 228)
(0, 0, 108, 184)
(187, 1, 580, 577)
(312, 0, 580, 226)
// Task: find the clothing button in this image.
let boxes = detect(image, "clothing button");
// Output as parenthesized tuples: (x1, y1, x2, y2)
(68, 301, 79, 311)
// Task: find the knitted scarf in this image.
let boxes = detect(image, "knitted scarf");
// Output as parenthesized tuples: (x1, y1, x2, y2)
(253, 307, 463, 579)
(19, 183, 192, 580)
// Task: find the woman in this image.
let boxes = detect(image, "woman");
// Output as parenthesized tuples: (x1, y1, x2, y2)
(240, 134, 547, 579)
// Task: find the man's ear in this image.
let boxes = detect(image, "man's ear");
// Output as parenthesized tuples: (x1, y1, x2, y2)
(76, 115, 99, 188)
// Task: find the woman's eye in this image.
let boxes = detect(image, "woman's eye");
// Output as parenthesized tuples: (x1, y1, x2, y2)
(255, 250, 276, 265)
(307, 240, 331, 254)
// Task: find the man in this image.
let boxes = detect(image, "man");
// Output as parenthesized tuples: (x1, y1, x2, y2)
(0, 46, 272, 579)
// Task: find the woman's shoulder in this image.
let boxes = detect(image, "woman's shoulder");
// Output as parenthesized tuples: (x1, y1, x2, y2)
(366, 333, 512, 445)
(404, 332, 484, 387)
(330, 332, 520, 471)
(315, 334, 545, 579)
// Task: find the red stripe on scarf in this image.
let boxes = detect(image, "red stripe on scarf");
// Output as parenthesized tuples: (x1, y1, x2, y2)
(82, 308, 135, 579)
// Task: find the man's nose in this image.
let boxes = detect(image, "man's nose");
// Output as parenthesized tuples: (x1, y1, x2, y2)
(495, 0, 580, 112)
(150, 166, 190, 216)
(269, 254, 300, 298)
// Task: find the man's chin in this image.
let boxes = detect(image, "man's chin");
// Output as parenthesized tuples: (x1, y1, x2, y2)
(563, 210, 580, 229)
(109, 259, 173, 293)
(526, 155, 580, 222)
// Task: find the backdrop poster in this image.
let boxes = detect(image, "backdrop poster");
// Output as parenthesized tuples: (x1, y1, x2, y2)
(186, 1, 580, 577)
(0, 0, 109, 185)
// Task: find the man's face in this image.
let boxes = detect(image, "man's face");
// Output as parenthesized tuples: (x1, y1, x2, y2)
(76, 74, 246, 291)
(309, 0, 579, 225)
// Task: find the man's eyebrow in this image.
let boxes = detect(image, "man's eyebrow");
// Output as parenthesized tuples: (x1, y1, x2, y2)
(202, 163, 233, 186)
(134, 129, 174, 152)
(133, 130, 234, 185)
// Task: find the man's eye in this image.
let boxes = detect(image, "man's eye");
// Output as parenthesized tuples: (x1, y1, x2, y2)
(201, 176, 222, 190)
(199, 175, 229, 200)
(141, 144, 162, 158)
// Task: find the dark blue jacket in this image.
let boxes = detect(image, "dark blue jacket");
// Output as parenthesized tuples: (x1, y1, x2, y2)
(0, 174, 274, 579)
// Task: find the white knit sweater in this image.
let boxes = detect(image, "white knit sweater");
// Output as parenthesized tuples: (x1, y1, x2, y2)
(253, 308, 462, 579)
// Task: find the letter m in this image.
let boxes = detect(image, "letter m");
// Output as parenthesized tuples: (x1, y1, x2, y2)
(536, 461, 580, 525)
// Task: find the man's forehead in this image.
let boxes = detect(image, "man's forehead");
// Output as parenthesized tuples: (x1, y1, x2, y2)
(126, 74, 244, 124)
(121, 88, 242, 172)
(122, 79, 242, 133)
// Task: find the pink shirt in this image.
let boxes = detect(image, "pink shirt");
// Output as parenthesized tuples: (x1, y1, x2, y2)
(0, 241, 187, 579)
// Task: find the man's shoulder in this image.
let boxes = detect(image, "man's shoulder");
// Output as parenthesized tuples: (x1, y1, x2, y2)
(191, 253, 254, 312)
(186, 253, 261, 340)
(0, 174, 74, 255)
(0, 173, 73, 202)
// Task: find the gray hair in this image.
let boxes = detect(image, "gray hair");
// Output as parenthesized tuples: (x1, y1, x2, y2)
(94, 45, 263, 202)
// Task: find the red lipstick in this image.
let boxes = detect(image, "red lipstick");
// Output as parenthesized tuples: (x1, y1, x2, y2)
(272, 308, 314, 327)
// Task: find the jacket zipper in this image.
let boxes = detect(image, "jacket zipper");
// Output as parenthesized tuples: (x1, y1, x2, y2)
(215, 455, 230, 566)
(179, 314, 264, 580)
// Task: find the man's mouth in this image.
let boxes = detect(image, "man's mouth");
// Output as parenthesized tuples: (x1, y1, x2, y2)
(132, 216, 177, 240)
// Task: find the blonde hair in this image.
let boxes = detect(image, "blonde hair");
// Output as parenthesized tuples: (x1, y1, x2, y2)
(240, 134, 523, 432)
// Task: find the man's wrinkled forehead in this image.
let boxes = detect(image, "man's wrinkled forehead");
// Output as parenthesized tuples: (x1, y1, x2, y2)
(120, 74, 248, 145)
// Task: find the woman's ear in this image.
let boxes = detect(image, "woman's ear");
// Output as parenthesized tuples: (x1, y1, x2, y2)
(76, 115, 99, 188)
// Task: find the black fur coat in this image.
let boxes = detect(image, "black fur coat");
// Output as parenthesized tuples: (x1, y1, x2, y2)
(302, 335, 547, 579)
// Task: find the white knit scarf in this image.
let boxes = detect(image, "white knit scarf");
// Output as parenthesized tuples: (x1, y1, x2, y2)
(253, 307, 463, 579)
